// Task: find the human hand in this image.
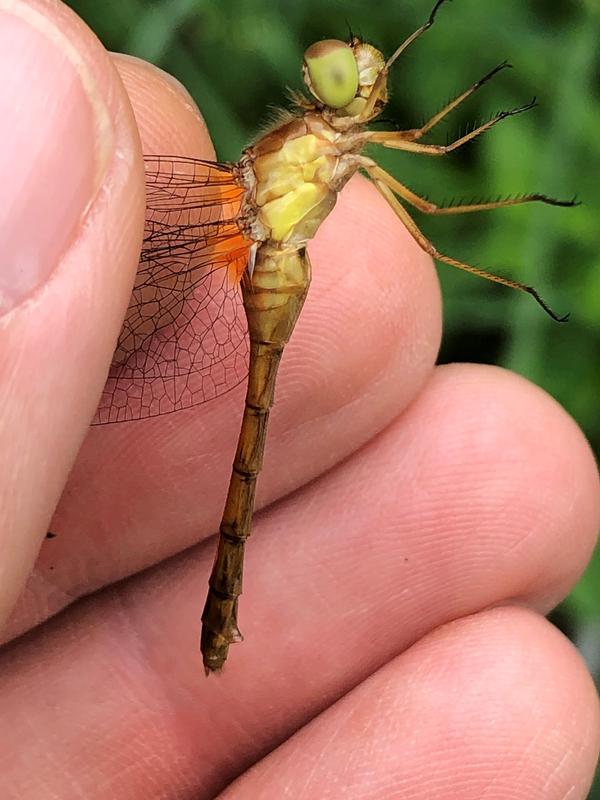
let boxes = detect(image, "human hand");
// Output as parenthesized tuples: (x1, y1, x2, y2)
(1, 1, 599, 797)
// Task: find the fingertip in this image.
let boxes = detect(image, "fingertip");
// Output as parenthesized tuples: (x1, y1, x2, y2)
(420, 363, 600, 608)
(312, 174, 442, 354)
(111, 53, 216, 158)
(294, 174, 442, 417)
(210, 606, 599, 800)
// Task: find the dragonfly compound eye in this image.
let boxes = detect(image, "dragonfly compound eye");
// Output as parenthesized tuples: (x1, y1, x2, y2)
(303, 40, 359, 109)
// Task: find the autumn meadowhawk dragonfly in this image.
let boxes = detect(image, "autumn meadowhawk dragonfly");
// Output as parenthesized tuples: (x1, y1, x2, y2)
(94, 0, 576, 673)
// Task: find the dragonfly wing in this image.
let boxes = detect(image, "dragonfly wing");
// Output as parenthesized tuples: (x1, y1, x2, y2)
(94, 156, 252, 424)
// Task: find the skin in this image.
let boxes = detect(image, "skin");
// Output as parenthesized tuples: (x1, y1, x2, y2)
(0, 1, 599, 798)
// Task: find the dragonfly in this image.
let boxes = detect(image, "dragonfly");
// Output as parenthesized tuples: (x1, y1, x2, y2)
(94, 0, 576, 673)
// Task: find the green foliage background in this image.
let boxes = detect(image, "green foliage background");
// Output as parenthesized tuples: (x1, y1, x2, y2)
(67, 0, 599, 785)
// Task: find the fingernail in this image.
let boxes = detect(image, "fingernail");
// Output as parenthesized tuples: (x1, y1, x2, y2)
(0, 3, 113, 316)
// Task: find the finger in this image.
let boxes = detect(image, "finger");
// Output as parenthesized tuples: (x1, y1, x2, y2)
(0, 365, 596, 799)
(0, 0, 145, 628)
(25, 362, 597, 648)
(220, 608, 600, 800)
(7, 55, 441, 638)
(111, 52, 216, 157)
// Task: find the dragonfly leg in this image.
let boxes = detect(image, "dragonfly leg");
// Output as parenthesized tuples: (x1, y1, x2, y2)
(356, 0, 451, 123)
(355, 63, 390, 123)
(363, 98, 539, 155)
(371, 177, 569, 322)
(399, 61, 512, 142)
(361, 160, 579, 213)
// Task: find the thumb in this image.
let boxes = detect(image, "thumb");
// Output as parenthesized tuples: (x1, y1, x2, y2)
(0, 0, 145, 626)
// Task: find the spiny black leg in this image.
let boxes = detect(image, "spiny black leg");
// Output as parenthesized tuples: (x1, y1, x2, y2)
(427, 0, 453, 28)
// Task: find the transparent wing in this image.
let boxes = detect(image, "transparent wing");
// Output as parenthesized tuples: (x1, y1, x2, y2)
(94, 156, 252, 424)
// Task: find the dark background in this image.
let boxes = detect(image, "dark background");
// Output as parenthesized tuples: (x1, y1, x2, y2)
(66, 0, 600, 787)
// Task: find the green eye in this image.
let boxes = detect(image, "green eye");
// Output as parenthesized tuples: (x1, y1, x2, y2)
(303, 40, 359, 109)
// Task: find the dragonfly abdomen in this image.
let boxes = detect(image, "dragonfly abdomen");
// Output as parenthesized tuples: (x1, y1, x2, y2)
(201, 244, 312, 672)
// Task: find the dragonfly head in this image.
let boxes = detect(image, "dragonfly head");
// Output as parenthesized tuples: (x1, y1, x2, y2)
(302, 38, 388, 119)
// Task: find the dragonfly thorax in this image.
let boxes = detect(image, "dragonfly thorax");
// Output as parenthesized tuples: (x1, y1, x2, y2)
(246, 112, 365, 247)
